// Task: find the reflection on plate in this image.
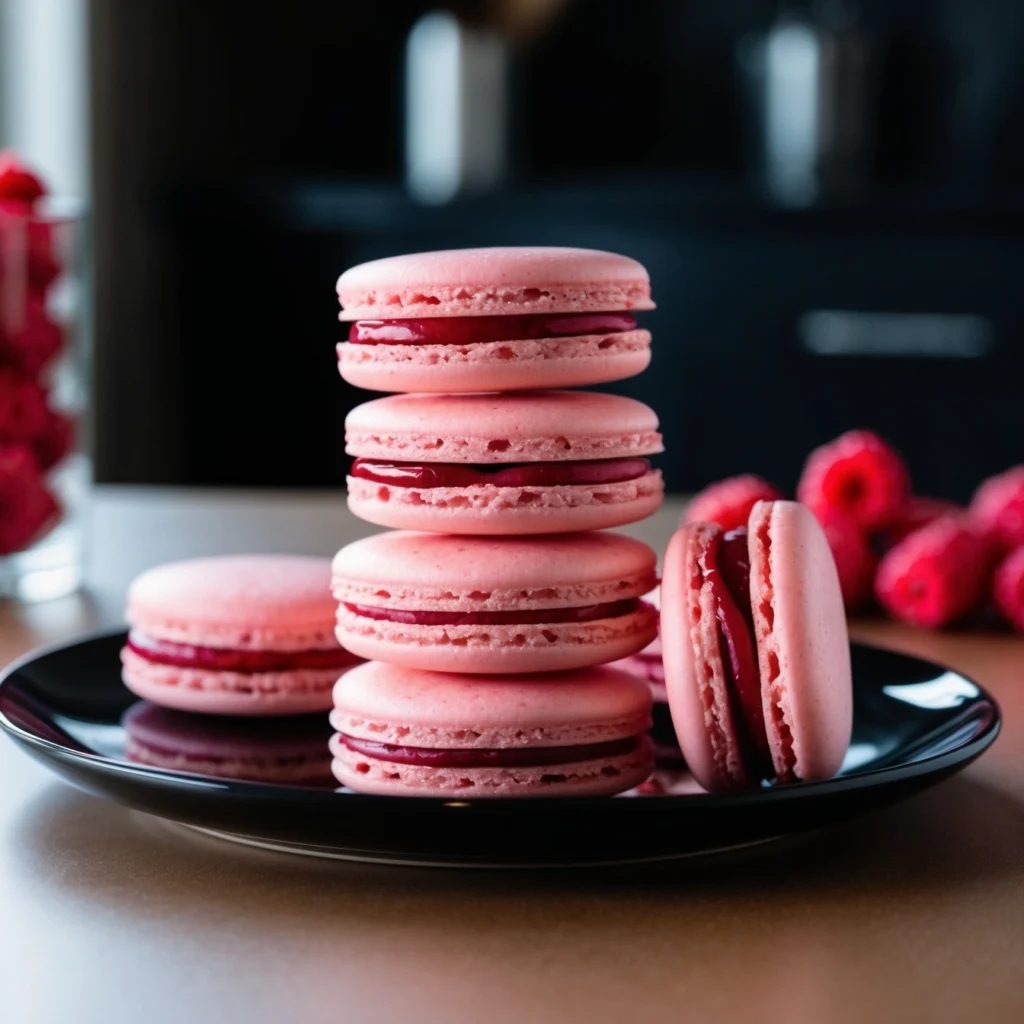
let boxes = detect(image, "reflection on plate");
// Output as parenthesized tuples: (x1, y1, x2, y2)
(0, 630, 1001, 868)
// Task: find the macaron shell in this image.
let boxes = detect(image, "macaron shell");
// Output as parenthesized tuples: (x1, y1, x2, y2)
(120, 646, 343, 716)
(337, 330, 651, 393)
(345, 471, 664, 534)
(660, 524, 747, 791)
(334, 602, 658, 675)
(337, 247, 654, 320)
(332, 531, 658, 612)
(126, 555, 338, 650)
(345, 390, 663, 464)
(749, 500, 852, 781)
(331, 738, 654, 798)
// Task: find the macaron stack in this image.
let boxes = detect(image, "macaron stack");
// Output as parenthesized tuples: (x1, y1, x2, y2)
(331, 247, 665, 797)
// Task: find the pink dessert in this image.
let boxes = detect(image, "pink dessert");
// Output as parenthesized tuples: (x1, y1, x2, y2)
(331, 661, 654, 797)
(336, 247, 654, 392)
(661, 500, 852, 792)
(345, 390, 663, 534)
(121, 555, 361, 715)
(332, 530, 659, 674)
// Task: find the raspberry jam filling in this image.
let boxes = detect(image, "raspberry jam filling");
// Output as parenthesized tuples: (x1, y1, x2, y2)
(349, 312, 638, 346)
(127, 631, 356, 672)
(339, 734, 640, 768)
(342, 597, 641, 627)
(700, 527, 773, 779)
(350, 457, 651, 489)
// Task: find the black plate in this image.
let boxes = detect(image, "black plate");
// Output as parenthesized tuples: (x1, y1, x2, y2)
(0, 630, 1001, 867)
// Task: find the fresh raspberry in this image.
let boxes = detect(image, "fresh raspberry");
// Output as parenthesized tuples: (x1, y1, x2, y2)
(814, 510, 877, 612)
(0, 204, 61, 289)
(0, 443, 59, 554)
(0, 301, 63, 375)
(798, 430, 910, 530)
(875, 516, 989, 629)
(875, 496, 962, 550)
(33, 410, 73, 471)
(0, 151, 46, 204)
(0, 369, 48, 442)
(992, 546, 1024, 632)
(969, 466, 1024, 556)
(683, 474, 783, 533)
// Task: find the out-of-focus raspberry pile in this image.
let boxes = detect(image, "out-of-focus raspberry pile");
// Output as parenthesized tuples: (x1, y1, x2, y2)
(0, 151, 71, 555)
(684, 430, 1024, 632)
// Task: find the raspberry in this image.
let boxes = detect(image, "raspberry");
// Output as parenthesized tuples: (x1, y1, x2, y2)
(798, 430, 910, 530)
(875, 496, 962, 549)
(0, 151, 46, 204)
(0, 369, 48, 442)
(683, 474, 783, 533)
(814, 510, 877, 612)
(33, 410, 73, 471)
(0, 301, 63, 375)
(875, 516, 989, 629)
(0, 443, 59, 554)
(992, 546, 1024, 632)
(969, 466, 1024, 556)
(0, 205, 61, 289)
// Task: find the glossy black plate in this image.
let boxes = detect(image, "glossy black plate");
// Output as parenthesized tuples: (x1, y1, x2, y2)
(0, 629, 1001, 867)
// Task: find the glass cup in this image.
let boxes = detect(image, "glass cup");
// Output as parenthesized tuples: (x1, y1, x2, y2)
(0, 198, 88, 600)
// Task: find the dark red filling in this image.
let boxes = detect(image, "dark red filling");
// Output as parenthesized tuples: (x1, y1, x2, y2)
(127, 631, 358, 672)
(340, 733, 640, 768)
(350, 456, 651, 489)
(343, 597, 641, 627)
(700, 527, 773, 779)
(348, 312, 638, 345)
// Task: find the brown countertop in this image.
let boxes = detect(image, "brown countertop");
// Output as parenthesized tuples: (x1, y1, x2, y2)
(2, 488, 1023, 1023)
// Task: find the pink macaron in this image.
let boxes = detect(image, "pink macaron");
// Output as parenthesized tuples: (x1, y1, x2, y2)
(121, 555, 361, 716)
(122, 702, 335, 787)
(346, 390, 664, 534)
(661, 500, 852, 792)
(336, 247, 654, 393)
(332, 530, 659, 674)
(331, 661, 654, 797)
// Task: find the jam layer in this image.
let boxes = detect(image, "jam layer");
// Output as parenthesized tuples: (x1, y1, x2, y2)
(349, 313, 638, 346)
(339, 734, 640, 768)
(343, 597, 641, 627)
(350, 457, 651, 489)
(127, 631, 356, 673)
(700, 527, 773, 778)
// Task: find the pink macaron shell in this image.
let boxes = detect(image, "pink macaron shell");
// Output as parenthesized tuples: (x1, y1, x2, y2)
(332, 531, 658, 613)
(345, 470, 664, 535)
(126, 555, 339, 651)
(337, 329, 651, 393)
(334, 602, 658, 674)
(748, 500, 852, 782)
(660, 523, 747, 791)
(120, 646, 344, 716)
(331, 741, 653, 798)
(337, 247, 654, 320)
(345, 390, 663, 464)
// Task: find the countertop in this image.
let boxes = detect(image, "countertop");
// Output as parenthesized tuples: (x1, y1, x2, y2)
(1, 488, 1023, 1023)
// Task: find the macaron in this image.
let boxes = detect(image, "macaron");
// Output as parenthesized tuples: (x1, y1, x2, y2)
(332, 530, 659, 674)
(121, 555, 361, 716)
(661, 500, 852, 792)
(122, 702, 335, 787)
(346, 390, 664, 534)
(336, 246, 654, 393)
(331, 661, 654, 797)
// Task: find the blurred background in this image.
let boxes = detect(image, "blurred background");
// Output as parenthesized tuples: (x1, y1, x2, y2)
(4, 0, 1023, 498)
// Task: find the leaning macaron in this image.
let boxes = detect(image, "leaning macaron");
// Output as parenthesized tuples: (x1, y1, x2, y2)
(661, 500, 852, 792)
(331, 661, 654, 797)
(336, 247, 654, 393)
(122, 702, 335, 786)
(121, 555, 361, 715)
(346, 390, 664, 534)
(332, 531, 658, 674)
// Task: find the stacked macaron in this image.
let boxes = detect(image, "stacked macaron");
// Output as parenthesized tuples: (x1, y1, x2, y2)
(332, 247, 665, 797)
